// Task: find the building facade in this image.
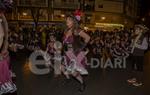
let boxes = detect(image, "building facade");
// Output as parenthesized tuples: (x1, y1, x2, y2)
(6, 0, 139, 30)
(91, 0, 138, 30)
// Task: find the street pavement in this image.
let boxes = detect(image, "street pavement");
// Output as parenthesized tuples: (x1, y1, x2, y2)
(7, 49, 146, 95)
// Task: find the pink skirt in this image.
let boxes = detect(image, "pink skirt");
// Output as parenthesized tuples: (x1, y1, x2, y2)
(64, 51, 88, 75)
(0, 57, 17, 94)
(0, 57, 11, 84)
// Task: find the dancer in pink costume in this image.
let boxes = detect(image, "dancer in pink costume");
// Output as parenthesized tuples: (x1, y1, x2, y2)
(61, 14, 90, 92)
(0, 0, 17, 94)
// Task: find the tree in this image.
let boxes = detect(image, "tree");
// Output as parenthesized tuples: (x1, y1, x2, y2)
(30, 7, 41, 31)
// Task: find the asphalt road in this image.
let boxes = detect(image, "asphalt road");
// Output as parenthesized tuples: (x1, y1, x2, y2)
(7, 49, 146, 95)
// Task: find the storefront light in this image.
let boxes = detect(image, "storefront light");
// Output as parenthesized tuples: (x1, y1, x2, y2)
(95, 23, 124, 27)
(101, 17, 106, 20)
(61, 14, 65, 18)
(22, 12, 28, 16)
(84, 27, 89, 30)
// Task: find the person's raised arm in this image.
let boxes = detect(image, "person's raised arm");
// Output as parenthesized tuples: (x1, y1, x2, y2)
(79, 30, 90, 43)
(1, 14, 8, 53)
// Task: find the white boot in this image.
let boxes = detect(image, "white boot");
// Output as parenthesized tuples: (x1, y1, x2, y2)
(0, 86, 4, 95)
(1, 84, 8, 94)
(10, 83, 17, 93)
(6, 82, 17, 93)
(4, 82, 12, 93)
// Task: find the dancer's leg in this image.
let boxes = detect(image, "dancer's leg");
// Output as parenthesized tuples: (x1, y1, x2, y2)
(72, 72, 86, 92)
(72, 72, 83, 84)
(54, 60, 61, 77)
(61, 65, 70, 79)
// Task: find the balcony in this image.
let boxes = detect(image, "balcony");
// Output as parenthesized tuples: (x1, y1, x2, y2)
(53, 2, 80, 9)
(18, 0, 48, 7)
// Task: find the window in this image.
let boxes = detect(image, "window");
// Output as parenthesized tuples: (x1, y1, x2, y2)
(62, 0, 66, 2)
(84, 4, 94, 11)
(98, 4, 103, 8)
(53, 10, 63, 21)
(18, 8, 32, 20)
(104, 0, 123, 1)
(18, 0, 48, 7)
(39, 9, 48, 21)
(69, 0, 74, 2)
(85, 15, 92, 23)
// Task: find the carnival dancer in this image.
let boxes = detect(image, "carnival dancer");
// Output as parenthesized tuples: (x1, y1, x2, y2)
(127, 24, 149, 87)
(44, 33, 62, 77)
(61, 14, 90, 92)
(45, 33, 56, 67)
(46, 33, 56, 57)
(0, 0, 17, 94)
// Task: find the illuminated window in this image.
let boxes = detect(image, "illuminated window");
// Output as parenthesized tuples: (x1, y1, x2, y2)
(85, 14, 92, 23)
(39, 9, 48, 21)
(18, 9, 32, 20)
(53, 10, 63, 21)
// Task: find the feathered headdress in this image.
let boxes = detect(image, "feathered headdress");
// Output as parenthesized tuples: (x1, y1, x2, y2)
(0, 0, 13, 10)
(65, 9, 83, 28)
(74, 9, 83, 21)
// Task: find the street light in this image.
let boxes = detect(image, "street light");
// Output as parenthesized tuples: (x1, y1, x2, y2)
(22, 12, 28, 16)
(61, 14, 65, 18)
(101, 16, 106, 20)
(84, 26, 89, 30)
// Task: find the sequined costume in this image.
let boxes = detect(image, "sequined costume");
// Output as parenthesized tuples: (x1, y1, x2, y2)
(63, 29, 88, 75)
(0, 17, 16, 95)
